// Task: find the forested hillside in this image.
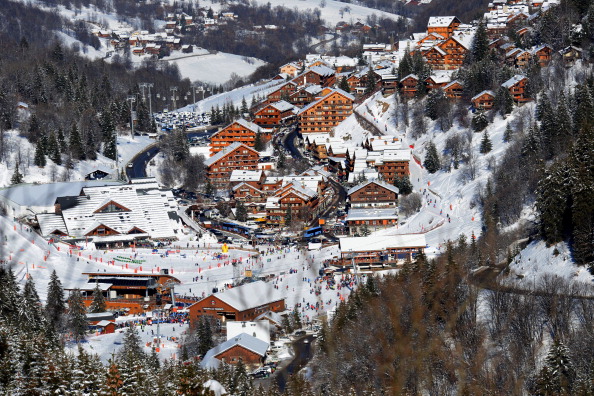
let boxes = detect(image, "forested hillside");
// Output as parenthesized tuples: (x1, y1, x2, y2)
(0, 0, 195, 167)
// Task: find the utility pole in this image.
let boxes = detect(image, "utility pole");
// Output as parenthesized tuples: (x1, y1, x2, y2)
(127, 95, 136, 139)
(170, 86, 178, 110)
(140, 83, 154, 117)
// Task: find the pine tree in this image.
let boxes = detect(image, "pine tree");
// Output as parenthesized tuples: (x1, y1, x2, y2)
(536, 161, 571, 245)
(339, 76, 350, 93)
(284, 206, 292, 226)
(278, 149, 286, 170)
(197, 316, 214, 357)
(103, 130, 117, 161)
(235, 201, 248, 222)
(19, 276, 47, 334)
(240, 97, 248, 115)
(47, 132, 62, 165)
(423, 141, 440, 174)
(365, 69, 377, 94)
(503, 123, 513, 142)
(88, 283, 106, 313)
(105, 358, 123, 396)
(471, 111, 489, 132)
(33, 142, 46, 167)
(10, 163, 24, 185)
(0, 268, 20, 324)
(479, 130, 492, 154)
(67, 289, 88, 342)
(254, 131, 265, 151)
(394, 175, 413, 195)
(534, 339, 575, 395)
(57, 128, 66, 151)
(292, 306, 302, 330)
(69, 123, 84, 160)
(468, 19, 489, 63)
(45, 270, 65, 333)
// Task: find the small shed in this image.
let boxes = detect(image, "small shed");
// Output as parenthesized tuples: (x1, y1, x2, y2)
(96, 320, 116, 334)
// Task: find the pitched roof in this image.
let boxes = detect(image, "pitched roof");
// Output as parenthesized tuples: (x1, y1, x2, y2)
(297, 88, 354, 114)
(204, 143, 257, 166)
(444, 79, 463, 89)
(502, 74, 527, 88)
(339, 234, 427, 252)
(201, 333, 269, 368)
(269, 100, 294, 112)
(234, 118, 261, 132)
(211, 280, 283, 311)
(347, 179, 400, 196)
(471, 90, 495, 101)
(309, 65, 335, 76)
(427, 16, 460, 28)
(400, 74, 419, 82)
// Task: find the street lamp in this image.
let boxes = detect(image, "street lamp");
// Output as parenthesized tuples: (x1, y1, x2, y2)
(170, 86, 178, 110)
(127, 95, 136, 139)
(140, 82, 154, 117)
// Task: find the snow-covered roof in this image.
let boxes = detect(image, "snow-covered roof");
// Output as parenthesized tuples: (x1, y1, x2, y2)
(201, 333, 269, 368)
(502, 74, 527, 88)
(347, 180, 400, 196)
(212, 280, 283, 311)
(204, 142, 255, 167)
(471, 90, 495, 101)
(270, 100, 294, 112)
(309, 65, 335, 77)
(444, 79, 463, 89)
(57, 179, 181, 239)
(346, 208, 399, 221)
(400, 74, 419, 82)
(297, 88, 354, 115)
(0, 181, 121, 209)
(229, 170, 263, 183)
(427, 16, 459, 28)
(234, 118, 261, 132)
(37, 213, 68, 236)
(339, 234, 427, 253)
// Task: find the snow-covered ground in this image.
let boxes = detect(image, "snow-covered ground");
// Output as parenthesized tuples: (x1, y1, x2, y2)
(177, 79, 286, 114)
(0, 208, 354, 361)
(212, 0, 404, 26)
(132, 50, 267, 85)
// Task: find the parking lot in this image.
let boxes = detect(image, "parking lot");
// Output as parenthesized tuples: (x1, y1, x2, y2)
(153, 110, 210, 132)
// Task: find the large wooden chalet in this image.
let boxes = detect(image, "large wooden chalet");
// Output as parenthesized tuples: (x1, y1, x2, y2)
(210, 119, 262, 155)
(339, 234, 427, 267)
(502, 74, 530, 103)
(292, 65, 336, 87)
(426, 16, 461, 38)
(297, 88, 354, 134)
(265, 182, 319, 226)
(205, 143, 260, 189)
(471, 90, 495, 110)
(253, 101, 296, 126)
(188, 281, 285, 326)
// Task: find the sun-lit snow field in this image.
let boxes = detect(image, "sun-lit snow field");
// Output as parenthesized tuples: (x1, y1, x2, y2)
(0, 210, 352, 361)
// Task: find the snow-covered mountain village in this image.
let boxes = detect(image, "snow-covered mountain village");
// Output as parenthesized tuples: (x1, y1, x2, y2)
(0, 0, 592, 393)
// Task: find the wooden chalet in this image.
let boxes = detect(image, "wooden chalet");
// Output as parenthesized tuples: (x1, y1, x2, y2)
(471, 90, 496, 110)
(444, 80, 463, 99)
(502, 75, 529, 103)
(339, 234, 427, 267)
(279, 62, 300, 77)
(399, 74, 419, 98)
(426, 16, 461, 38)
(210, 119, 262, 155)
(532, 44, 553, 67)
(292, 65, 336, 87)
(289, 85, 323, 107)
(265, 82, 297, 105)
(205, 143, 260, 189)
(202, 334, 269, 367)
(374, 150, 411, 183)
(297, 88, 354, 134)
(347, 180, 399, 209)
(558, 46, 582, 66)
(189, 281, 285, 326)
(253, 101, 295, 126)
(265, 182, 319, 226)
